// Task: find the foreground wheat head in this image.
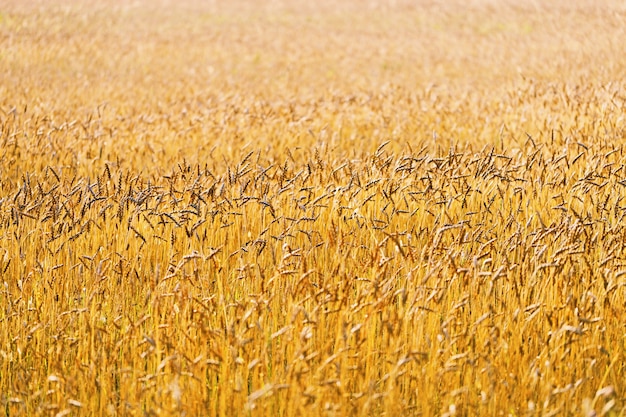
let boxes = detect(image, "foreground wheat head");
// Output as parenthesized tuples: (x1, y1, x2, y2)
(0, 0, 625, 416)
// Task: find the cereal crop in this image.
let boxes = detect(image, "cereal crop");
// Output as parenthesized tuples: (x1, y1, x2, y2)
(0, 0, 625, 416)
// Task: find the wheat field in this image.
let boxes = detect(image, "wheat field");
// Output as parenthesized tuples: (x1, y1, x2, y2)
(0, 0, 625, 416)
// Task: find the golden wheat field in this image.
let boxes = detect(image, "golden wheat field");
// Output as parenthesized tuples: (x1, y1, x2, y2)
(1, 0, 625, 415)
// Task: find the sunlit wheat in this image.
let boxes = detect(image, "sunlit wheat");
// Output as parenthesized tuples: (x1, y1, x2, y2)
(0, 0, 624, 416)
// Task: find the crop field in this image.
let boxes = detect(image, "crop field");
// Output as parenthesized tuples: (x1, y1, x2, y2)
(1, 0, 625, 415)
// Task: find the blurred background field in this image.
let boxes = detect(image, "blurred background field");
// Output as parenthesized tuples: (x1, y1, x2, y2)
(0, 0, 625, 416)
(2, 0, 625, 171)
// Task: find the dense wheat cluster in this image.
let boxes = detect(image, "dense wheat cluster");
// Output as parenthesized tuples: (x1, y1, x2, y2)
(1, 0, 625, 415)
